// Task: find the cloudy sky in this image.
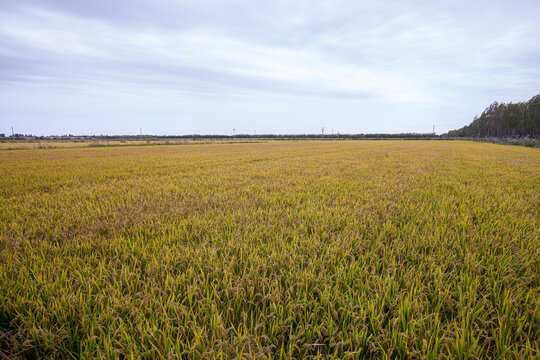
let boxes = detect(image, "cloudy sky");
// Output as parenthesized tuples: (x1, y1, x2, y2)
(1, 0, 539, 135)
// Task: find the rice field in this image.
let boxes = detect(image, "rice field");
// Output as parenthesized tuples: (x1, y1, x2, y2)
(0, 140, 539, 359)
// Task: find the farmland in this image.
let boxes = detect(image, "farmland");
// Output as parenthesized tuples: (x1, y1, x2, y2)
(0, 141, 539, 359)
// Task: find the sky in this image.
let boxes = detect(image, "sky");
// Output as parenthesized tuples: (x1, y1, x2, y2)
(1, 0, 539, 136)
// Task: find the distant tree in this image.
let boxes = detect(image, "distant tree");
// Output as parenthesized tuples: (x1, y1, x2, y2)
(446, 94, 540, 138)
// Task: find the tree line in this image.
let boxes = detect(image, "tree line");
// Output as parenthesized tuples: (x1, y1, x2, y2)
(446, 94, 540, 138)
(90, 133, 436, 140)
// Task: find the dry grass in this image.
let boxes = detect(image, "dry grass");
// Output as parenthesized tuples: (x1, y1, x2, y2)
(0, 141, 539, 359)
(0, 141, 89, 150)
(0, 139, 246, 150)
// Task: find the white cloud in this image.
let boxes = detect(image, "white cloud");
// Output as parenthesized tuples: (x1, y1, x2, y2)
(1, 0, 539, 135)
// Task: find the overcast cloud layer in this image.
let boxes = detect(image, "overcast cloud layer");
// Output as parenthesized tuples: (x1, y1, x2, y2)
(1, 0, 539, 135)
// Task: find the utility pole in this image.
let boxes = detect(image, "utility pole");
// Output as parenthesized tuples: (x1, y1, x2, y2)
(322, 127, 324, 137)
(140, 128, 143, 142)
(11, 126, 14, 137)
(233, 128, 236, 136)
(432, 125, 435, 136)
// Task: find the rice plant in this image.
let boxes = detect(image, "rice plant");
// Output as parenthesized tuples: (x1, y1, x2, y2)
(0, 140, 538, 359)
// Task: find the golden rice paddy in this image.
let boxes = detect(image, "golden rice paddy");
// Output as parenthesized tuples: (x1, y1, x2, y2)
(0, 141, 539, 359)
